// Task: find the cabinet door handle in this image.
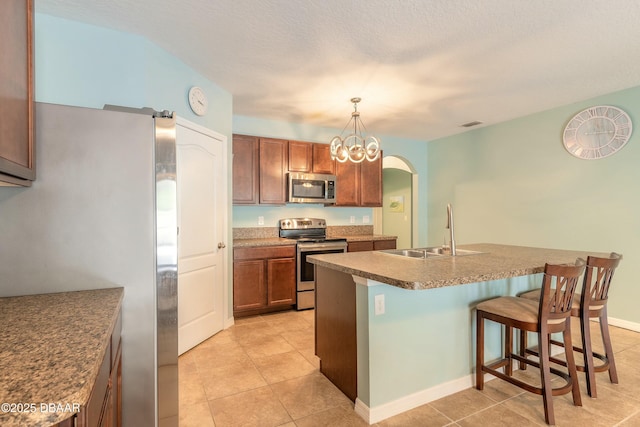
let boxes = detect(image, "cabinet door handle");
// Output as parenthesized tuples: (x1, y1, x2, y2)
(218, 242, 226, 249)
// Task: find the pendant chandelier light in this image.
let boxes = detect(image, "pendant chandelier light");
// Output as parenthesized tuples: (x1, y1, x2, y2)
(330, 97, 381, 163)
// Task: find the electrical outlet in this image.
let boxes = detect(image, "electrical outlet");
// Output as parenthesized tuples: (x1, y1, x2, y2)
(258, 216, 264, 225)
(363, 215, 370, 224)
(350, 216, 355, 224)
(374, 294, 385, 315)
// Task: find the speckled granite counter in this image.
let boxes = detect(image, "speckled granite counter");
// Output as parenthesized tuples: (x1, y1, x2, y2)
(233, 237, 296, 248)
(233, 234, 396, 248)
(308, 243, 607, 290)
(233, 225, 396, 248)
(336, 234, 397, 242)
(0, 287, 124, 427)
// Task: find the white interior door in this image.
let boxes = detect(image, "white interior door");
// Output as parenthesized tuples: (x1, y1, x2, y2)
(176, 119, 227, 355)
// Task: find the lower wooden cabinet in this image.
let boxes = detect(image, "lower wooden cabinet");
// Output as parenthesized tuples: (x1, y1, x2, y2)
(57, 309, 123, 427)
(234, 245, 296, 316)
(347, 238, 397, 252)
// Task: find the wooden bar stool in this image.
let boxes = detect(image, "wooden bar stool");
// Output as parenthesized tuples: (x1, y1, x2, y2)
(476, 259, 585, 425)
(519, 253, 622, 398)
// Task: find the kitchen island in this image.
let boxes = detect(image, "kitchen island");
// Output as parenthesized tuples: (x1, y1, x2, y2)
(0, 288, 123, 427)
(308, 243, 606, 424)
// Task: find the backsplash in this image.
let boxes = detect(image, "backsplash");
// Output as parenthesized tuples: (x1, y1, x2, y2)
(326, 225, 374, 237)
(233, 225, 374, 239)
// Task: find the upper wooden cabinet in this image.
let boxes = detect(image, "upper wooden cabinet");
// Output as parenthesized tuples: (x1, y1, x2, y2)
(312, 143, 335, 174)
(335, 160, 360, 206)
(232, 135, 289, 205)
(289, 141, 335, 175)
(232, 133, 381, 206)
(335, 153, 383, 207)
(259, 138, 288, 204)
(232, 135, 259, 204)
(0, 0, 35, 186)
(359, 155, 383, 207)
(288, 140, 312, 172)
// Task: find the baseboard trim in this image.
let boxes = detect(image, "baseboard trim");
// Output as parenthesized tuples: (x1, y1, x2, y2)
(607, 316, 640, 333)
(224, 316, 235, 329)
(354, 374, 476, 424)
(353, 317, 639, 424)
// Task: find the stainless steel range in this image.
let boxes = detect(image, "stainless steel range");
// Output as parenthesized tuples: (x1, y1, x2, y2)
(279, 218, 347, 310)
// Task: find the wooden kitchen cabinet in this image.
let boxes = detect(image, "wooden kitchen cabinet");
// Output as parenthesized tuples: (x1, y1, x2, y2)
(347, 240, 373, 252)
(232, 134, 259, 204)
(335, 160, 360, 206)
(259, 138, 288, 204)
(288, 140, 336, 175)
(233, 259, 266, 311)
(347, 238, 396, 252)
(312, 143, 335, 174)
(288, 140, 312, 172)
(233, 245, 296, 316)
(54, 309, 123, 427)
(0, 0, 35, 186)
(233, 135, 289, 205)
(77, 311, 122, 427)
(360, 155, 383, 206)
(373, 239, 397, 250)
(335, 153, 382, 207)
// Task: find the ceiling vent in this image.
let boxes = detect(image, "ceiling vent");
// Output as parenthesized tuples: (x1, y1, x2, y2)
(460, 121, 484, 128)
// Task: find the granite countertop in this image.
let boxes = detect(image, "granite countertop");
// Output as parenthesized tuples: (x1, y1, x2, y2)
(0, 287, 124, 427)
(233, 237, 296, 248)
(308, 243, 608, 290)
(336, 234, 397, 242)
(233, 234, 397, 248)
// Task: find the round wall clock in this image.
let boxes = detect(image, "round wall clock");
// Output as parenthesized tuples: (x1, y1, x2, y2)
(562, 105, 632, 159)
(188, 86, 208, 116)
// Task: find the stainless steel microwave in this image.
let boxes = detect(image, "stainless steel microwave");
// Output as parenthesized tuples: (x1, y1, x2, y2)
(287, 173, 337, 204)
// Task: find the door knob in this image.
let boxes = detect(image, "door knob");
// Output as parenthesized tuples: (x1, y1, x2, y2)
(218, 242, 226, 249)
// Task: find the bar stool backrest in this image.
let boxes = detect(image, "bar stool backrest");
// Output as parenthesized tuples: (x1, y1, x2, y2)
(582, 253, 622, 312)
(539, 260, 586, 326)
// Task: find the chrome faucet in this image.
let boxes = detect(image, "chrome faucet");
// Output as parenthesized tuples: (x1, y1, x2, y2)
(446, 203, 457, 256)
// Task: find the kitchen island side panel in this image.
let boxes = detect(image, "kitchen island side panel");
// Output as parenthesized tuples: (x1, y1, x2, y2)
(315, 266, 358, 401)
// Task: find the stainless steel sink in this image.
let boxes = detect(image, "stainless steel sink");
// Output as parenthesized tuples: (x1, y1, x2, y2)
(380, 247, 484, 259)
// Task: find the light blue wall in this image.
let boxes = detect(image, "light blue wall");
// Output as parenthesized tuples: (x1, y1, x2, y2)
(35, 13, 232, 138)
(357, 275, 540, 408)
(427, 85, 640, 324)
(232, 115, 429, 236)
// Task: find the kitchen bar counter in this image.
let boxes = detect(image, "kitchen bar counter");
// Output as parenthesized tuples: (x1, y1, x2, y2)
(309, 243, 606, 290)
(0, 287, 124, 427)
(309, 243, 610, 424)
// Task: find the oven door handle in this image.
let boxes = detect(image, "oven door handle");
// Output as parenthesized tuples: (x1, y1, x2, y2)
(297, 242, 347, 252)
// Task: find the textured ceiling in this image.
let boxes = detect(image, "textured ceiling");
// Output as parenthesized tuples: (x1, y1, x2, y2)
(36, 0, 640, 140)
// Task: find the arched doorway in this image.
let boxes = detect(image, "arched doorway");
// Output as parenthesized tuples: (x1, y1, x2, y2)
(373, 156, 418, 249)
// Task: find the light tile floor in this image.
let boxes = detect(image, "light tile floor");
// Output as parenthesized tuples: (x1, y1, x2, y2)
(179, 310, 640, 426)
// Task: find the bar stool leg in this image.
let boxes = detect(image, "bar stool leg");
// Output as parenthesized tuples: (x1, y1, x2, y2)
(519, 330, 527, 370)
(580, 306, 597, 397)
(476, 311, 485, 390)
(563, 319, 582, 406)
(505, 325, 513, 376)
(600, 306, 618, 384)
(538, 328, 554, 425)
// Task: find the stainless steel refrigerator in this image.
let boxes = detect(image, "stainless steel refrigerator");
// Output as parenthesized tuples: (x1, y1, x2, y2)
(0, 102, 179, 426)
